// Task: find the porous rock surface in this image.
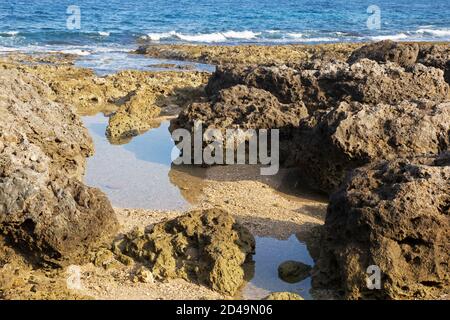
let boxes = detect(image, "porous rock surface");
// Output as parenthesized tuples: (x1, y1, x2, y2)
(290, 100, 450, 193)
(347, 40, 420, 68)
(313, 155, 450, 299)
(0, 66, 118, 266)
(116, 208, 255, 296)
(263, 292, 304, 300)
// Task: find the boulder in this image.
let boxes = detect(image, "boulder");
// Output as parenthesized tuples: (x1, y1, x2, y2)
(0, 67, 118, 266)
(116, 208, 255, 296)
(417, 44, 450, 84)
(201, 56, 449, 116)
(290, 100, 450, 193)
(347, 40, 419, 68)
(278, 260, 312, 283)
(206, 64, 304, 104)
(174, 85, 307, 132)
(171, 85, 308, 162)
(313, 155, 450, 299)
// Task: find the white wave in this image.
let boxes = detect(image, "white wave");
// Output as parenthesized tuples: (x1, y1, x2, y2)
(144, 30, 260, 42)
(145, 31, 177, 41)
(175, 32, 227, 42)
(371, 33, 408, 41)
(0, 46, 19, 52)
(221, 30, 260, 39)
(98, 31, 110, 37)
(416, 28, 450, 37)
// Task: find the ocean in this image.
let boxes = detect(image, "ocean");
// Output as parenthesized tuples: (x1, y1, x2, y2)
(0, 0, 449, 55)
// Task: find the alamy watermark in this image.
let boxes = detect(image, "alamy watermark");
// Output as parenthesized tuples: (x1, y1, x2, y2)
(66, 265, 82, 290)
(171, 121, 280, 175)
(367, 5, 381, 30)
(366, 265, 381, 290)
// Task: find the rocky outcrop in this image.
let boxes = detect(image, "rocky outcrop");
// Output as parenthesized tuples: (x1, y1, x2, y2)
(206, 64, 304, 104)
(14, 61, 209, 143)
(173, 85, 308, 132)
(106, 71, 208, 143)
(347, 40, 419, 68)
(135, 43, 360, 65)
(417, 44, 450, 84)
(299, 58, 449, 111)
(278, 260, 312, 283)
(171, 85, 308, 161)
(313, 155, 450, 299)
(0, 66, 118, 266)
(0, 235, 88, 299)
(290, 100, 450, 193)
(115, 208, 255, 296)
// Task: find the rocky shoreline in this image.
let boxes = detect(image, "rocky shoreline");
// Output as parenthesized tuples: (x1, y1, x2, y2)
(0, 41, 449, 300)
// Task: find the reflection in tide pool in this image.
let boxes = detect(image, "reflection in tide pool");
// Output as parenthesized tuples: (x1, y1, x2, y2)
(82, 113, 190, 210)
(242, 235, 314, 300)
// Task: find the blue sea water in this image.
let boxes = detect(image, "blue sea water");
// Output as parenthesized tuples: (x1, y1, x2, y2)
(0, 0, 449, 55)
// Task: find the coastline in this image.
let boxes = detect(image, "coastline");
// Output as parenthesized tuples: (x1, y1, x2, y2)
(1, 41, 449, 300)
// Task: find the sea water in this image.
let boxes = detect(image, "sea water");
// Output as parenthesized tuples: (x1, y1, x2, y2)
(0, 0, 449, 56)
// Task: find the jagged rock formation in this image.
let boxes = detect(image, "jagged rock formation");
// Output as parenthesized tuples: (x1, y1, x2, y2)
(0, 66, 118, 266)
(290, 100, 450, 193)
(313, 155, 450, 299)
(115, 208, 255, 296)
(347, 40, 420, 68)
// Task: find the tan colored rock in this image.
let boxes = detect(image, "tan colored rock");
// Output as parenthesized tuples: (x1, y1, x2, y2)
(135, 43, 361, 65)
(133, 266, 154, 284)
(291, 100, 450, 193)
(117, 208, 255, 296)
(0, 67, 118, 266)
(105, 71, 208, 143)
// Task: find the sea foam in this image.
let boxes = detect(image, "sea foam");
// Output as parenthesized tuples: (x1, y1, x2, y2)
(144, 30, 260, 42)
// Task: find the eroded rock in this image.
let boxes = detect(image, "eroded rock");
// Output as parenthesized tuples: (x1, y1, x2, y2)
(418, 44, 450, 84)
(116, 208, 255, 296)
(290, 100, 450, 193)
(313, 155, 450, 299)
(347, 40, 419, 68)
(0, 67, 118, 266)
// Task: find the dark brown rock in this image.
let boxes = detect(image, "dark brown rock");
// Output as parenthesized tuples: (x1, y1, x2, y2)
(290, 100, 450, 193)
(206, 64, 304, 104)
(347, 40, 419, 68)
(417, 44, 450, 84)
(313, 156, 450, 299)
